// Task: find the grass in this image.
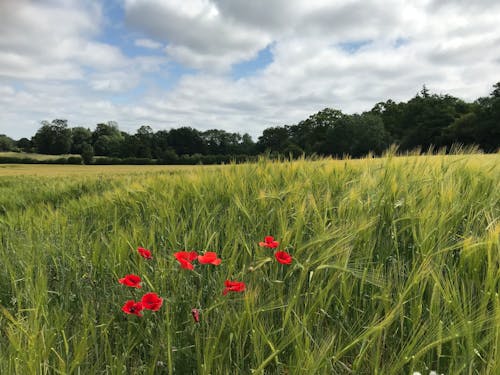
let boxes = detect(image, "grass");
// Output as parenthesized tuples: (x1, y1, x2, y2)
(0, 151, 498, 374)
(0, 151, 82, 160)
(0, 164, 214, 177)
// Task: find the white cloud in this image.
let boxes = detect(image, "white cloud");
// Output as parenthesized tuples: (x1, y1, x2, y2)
(135, 38, 163, 49)
(124, 0, 271, 71)
(1, 0, 500, 139)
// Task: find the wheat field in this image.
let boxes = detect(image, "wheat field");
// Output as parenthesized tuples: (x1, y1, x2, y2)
(0, 152, 498, 374)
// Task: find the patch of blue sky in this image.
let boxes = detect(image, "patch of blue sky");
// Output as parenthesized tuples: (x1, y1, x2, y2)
(98, 1, 165, 58)
(231, 44, 274, 80)
(108, 84, 147, 105)
(338, 39, 372, 54)
(394, 37, 409, 48)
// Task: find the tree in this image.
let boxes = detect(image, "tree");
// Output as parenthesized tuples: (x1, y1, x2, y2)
(151, 130, 170, 159)
(0, 134, 15, 151)
(33, 119, 72, 154)
(399, 93, 469, 150)
(202, 129, 243, 155)
(323, 113, 390, 157)
(490, 82, 500, 98)
(92, 122, 124, 156)
(238, 133, 256, 155)
(16, 137, 33, 152)
(167, 127, 206, 155)
(257, 126, 290, 153)
(81, 143, 94, 165)
(472, 83, 500, 151)
(71, 127, 92, 154)
(288, 108, 344, 154)
(134, 125, 154, 158)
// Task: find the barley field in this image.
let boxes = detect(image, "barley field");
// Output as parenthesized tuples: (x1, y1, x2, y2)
(0, 152, 499, 374)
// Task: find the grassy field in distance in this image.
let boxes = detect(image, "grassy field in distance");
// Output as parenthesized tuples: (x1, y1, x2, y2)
(0, 151, 82, 160)
(0, 152, 498, 374)
(0, 163, 215, 176)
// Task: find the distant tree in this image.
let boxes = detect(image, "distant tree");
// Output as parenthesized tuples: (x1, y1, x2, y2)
(323, 113, 390, 157)
(288, 108, 344, 154)
(33, 119, 72, 154)
(152, 130, 170, 159)
(472, 83, 500, 151)
(238, 133, 256, 155)
(370, 100, 406, 142)
(257, 126, 290, 153)
(490, 82, 500, 98)
(16, 137, 33, 152)
(71, 127, 92, 154)
(134, 125, 154, 158)
(0, 134, 15, 151)
(81, 142, 94, 165)
(92, 122, 124, 156)
(399, 93, 469, 150)
(202, 129, 243, 155)
(167, 127, 206, 155)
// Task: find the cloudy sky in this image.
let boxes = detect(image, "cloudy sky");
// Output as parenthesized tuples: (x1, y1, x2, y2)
(1, 0, 499, 139)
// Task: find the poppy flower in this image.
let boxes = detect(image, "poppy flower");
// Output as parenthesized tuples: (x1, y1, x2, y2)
(141, 292, 163, 311)
(275, 251, 292, 265)
(122, 300, 144, 317)
(222, 280, 246, 295)
(191, 308, 200, 323)
(118, 274, 142, 288)
(197, 251, 222, 265)
(174, 251, 198, 270)
(259, 236, 279, 248)
(137, 247, 152, 259)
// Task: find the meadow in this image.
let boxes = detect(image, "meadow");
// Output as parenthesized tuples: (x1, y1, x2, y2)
(0, 152, 498, 374)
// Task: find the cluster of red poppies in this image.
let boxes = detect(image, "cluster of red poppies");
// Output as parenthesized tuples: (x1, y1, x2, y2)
(119, 237, 292, 319)
(119, 248, 164, 317)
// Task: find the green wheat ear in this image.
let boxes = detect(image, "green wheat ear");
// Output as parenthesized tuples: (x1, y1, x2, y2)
(0, 152, 498, 374)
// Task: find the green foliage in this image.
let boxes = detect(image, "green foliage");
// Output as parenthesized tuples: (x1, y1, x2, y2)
(0, 134, 16, 151)
(70, 127, 92, 154)
(0, 154, 498, 373)
(33, 119, 72, 155)
(16, 138, 33, 152)
(323, 113, 390, 157)
(80, 143, 94, 165)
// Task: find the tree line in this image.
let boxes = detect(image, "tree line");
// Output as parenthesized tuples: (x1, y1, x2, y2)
(1, 83, 499, 164)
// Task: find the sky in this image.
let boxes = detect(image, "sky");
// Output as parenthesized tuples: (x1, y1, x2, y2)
(1, 0, 499, 140)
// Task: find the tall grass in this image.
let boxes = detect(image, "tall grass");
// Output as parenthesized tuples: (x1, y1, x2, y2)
(0, 152, 498, 374)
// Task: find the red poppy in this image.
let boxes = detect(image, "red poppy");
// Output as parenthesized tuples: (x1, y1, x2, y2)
(197, 251, 222, 265)
(275, 251, 292, 265)
(222, 280, 246, 295)
(141, 292, 163, 311)
(191, 308, 200, 323)
(137, 247, 152, 259)
(118, 274, 142, 288)
(259, 235, 279, 248)
(122, 300, 144, 317)
(174, 251, 198, 270)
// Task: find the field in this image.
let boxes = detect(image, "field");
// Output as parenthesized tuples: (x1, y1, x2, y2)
(0, 151, 82, 160)
(0, 153, 498, 374)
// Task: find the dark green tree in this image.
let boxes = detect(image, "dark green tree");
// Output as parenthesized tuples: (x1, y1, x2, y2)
(71, 127, 92, 154)
(81, 143, 94, 165)
(323, 113, 390, 157)
(167, 127, 206, 155)
(16, 137, 33, 152)
(257, 126, 290, 153)
(134, 125, 154, 158)
(92, 122, 124, 156)
(288, 108, 343, 154)
(0, 134, 15, 151)
(33, 119, 72, 154)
